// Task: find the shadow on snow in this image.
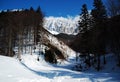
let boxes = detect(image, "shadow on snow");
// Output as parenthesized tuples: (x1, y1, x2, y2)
(20, 62, 120, 82)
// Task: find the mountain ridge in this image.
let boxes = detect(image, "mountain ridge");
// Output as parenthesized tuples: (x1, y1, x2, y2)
(43, 16, 80, 35)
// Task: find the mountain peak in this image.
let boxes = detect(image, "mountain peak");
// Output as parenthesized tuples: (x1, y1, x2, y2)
(43, 16, 80, 35)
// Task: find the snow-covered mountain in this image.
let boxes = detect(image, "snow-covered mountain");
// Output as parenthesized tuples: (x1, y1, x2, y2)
(43, 16, 80, 35)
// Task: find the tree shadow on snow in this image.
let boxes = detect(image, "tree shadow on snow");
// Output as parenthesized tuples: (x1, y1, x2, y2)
(20, 62, 120, 82)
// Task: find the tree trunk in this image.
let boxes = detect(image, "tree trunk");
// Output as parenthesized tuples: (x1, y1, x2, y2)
(97, 54, 101, 71)
(30, 45, 32, 55)
(117, 53, 120, 66)
(88, 53, 91, 67)
(25, 39, 27, 54)
(34, 27, 36, 53)
(28, 31, 31, 54)
(103, 54, 106, 64)
(18, 33, 22, 61)
(8, 29, 12, 57)
(21, 32, 24, 55)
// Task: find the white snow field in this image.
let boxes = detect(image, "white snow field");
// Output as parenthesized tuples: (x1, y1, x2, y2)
(0, 53, 120, 82)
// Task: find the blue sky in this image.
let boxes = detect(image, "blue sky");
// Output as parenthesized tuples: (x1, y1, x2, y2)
(0, 0, 106, 17)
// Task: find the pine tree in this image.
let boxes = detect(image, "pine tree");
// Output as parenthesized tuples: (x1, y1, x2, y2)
(78, 4, 90, 33)
(91, 0, 107, 71)
(36, 6, 41, 14)
(30, 7, 34, 11)
(78, 4, 91, 55)
(77, 4, 92, 70)
(92, 0, 107, 21)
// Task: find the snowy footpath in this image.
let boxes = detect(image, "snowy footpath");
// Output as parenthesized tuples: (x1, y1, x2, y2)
(0, 53, 120, 82)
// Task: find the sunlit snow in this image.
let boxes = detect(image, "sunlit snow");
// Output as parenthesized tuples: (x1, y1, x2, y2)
(0, 52, 120, 82)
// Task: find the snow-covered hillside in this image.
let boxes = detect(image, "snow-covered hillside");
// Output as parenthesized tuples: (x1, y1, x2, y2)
(43, 16, 79, 35)
(0, 53, 120, 82)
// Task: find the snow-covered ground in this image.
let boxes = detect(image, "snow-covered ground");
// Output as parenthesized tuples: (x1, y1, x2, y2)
(0, 52, 120, 82)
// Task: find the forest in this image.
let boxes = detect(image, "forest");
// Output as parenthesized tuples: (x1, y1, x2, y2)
(0, 7, 44, 60)
(70, 0, 120, 71)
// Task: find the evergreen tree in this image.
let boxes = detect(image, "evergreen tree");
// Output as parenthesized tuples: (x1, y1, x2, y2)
(91, 0, 107, 71)
(78, 4, 90, 33)
(78, 4, 91, 55)
(36, 6, 41, 14)
(91, 0, 107, 21)
(30, 7, 34, 11)
(108, 15, 120, 66)
(76, 4, 92, 70)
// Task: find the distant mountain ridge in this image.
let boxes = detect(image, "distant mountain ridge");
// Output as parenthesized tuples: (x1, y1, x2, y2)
(43, 16, 80, 35)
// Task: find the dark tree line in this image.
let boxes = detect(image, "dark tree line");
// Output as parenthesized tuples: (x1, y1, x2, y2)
(71, 0, 120, 71)
(0, 7, 44, 60)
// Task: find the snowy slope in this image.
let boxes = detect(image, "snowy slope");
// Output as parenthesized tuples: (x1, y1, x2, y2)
(43, 16, 79, 35)
(0, 53, 120, 82)
(41, 29, 76, 58)
(0, 55, 47, 82)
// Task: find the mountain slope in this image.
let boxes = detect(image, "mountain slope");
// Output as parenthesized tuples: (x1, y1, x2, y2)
(43, 16, 79, 35)
(39, 27, 76, 58)
(55, 33, 75, 45)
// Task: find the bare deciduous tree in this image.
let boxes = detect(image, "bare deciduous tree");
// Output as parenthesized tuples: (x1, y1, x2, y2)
(106, 0, 120, 17)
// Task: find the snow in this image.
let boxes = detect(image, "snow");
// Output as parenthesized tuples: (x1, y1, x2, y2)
(40, 27, 76, 57)
(0, 55, 46, 82)
(43, 16, 79, 35)
(0, 9, 22, 13)
(0, 53, 120, 82)
(47, 30, 59, 35)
